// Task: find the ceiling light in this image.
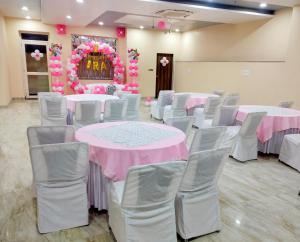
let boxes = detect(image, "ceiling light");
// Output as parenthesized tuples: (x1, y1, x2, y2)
(76, 0, 84, 3)
(175, 29, 180, 32)
(139, 25, 144, 29)
(235, 219, 241, 225)
(98, 21, 104, 26)
(260, 2, 268, 8)
(21, 6, 28, 11)
(25, 16, 31, 20)
(66, 15, 72, 19)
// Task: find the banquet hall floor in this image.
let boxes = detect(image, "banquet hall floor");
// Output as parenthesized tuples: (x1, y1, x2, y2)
(0, 100, 299, 242)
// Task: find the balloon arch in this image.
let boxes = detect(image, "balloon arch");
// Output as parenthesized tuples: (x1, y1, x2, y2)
(66, 41, 126, 94)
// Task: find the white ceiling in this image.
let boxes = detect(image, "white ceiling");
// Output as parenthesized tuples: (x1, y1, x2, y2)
(0, 0, 300, 29)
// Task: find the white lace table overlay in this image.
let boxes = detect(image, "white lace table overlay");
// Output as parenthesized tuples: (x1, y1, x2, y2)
(88, 122, 178, 147)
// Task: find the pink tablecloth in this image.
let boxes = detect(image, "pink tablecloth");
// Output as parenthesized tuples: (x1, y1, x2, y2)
(184, 93, 219, 110)
(75, 121, 188, 181)
(65, 94, 118, 113)
(236, 105, 300, 143)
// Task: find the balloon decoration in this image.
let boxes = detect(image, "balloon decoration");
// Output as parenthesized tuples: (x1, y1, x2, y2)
(122, 48, 140, 94)
(31, 49, 44, 61)
(49, 43, 64, 94)
(56, 24, 66, 35)
(157, 20, 166, 30)
(144, 96, 152, 106)
(160, 56, 169, 67)
(116, 27, 126, 38)
(66, 41, 125, 94)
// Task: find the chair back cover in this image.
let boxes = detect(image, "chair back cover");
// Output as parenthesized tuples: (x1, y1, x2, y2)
(279, 101, 294, 108)
(190, 127, 226, 154)
(27, 126, 75, 147)
(239, 112, 267, 138)
(171, 93, 190, 110)
(121, 161, 186, 209)
(103, 99, 128, 122)
(223, 94, 240, 106)
(75, 101, 101, 126)
(212, 105, 238, 126)
(121, 93, 141, 120)
(40, 95, 67, 125)
(38, 92, 61, 100)
(157, 90, 174, 106)
(213, 90, 225, 97)
(30, 142, 89, 185)
(203, 97, 222, 119)
(180, 147, 230, 193)
(165, 116, 193, 135)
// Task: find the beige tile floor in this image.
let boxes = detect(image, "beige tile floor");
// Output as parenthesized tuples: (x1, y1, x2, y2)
(0, 100, 299, 242)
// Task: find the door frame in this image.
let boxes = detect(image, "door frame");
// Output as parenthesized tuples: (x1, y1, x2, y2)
(21, 39, 50, 98)
(155, 53, 174, 98)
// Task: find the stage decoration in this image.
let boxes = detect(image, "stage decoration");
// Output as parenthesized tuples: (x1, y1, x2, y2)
(66, 41, 125, 94)
(116, 27, 126, 38)
(160, 56, 169, 67)
(157, 20, 166, 30)
(56, 24, 66, 35)
(49, 43, 64, 94)
(31, 49, 44, 61)
(124, 48, 140, 94)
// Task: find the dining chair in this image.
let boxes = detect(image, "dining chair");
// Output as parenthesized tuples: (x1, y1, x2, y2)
(29, 142, 89, 233)
(108, 161, 186, 242)
(279, 134, 300, 172)
(222, 94, 240, 106)
(212, 105, 239, 127)
(279, 101, 294, 108)
(225, 112, 267, 162)
(213, 90, 225, 97)
(27, 126, 75, 147)
(165, 116, 194, 136)
(175, 147, 231, 240)
(163, 93, 190, 123)
(121, 93, 141, 121)
(103, 99, 128, 122)
(193, 97, 221, 128)
(189, 126, 226, 154)
(38, 92, 61, 100)
(151, 90, 174, 120)
(39, 95, 67, 126)
(74, 101, 101, 128)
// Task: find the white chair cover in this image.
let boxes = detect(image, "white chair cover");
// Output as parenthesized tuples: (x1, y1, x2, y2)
(103, 99, 127, 122)
(121, 93, 141, 121)
(213, 90, 225, 97)
(74, 101, 101, 128)
(231, 112, 267, 162)
(38, 92, 61, 100)
(222, 94, 240, 106)
(279, 134, 300, 172)
(190, 127, 226, 154)
(150, 90, 174, 120)
(27, 126, 75, 147)
(175, 147, 231, 239)
(212, 105, 238, 126)
(40, 95, 67, 126)
(165, 116, 193, 136)
(279, 101, 294, 108)
(163, 93, 190, 122)
(108, 161, 186, 242)
(193, 97, 221, 128)
(29, 142, 89, 233)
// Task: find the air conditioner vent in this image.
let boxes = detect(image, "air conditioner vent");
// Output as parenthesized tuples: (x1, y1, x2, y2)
(155, 9, 193, 18)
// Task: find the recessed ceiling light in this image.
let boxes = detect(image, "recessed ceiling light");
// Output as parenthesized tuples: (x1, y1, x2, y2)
(25, 16, 31, 19)
(260, 2, 268, 8)
(139, 25, 144, 29)
(21, 6, 28, 11)
(98, 21, 104, 26)
(175, 28, 180, 32)
(66, 15, 72, 19)
(76, 0, 84, 3)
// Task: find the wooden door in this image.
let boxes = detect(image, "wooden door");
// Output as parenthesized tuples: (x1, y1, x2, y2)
(155, 53, 173, 98)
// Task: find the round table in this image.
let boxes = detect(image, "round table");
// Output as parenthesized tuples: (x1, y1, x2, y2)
(180, 92, 219, 110)
(76, 121, 188, 210)
(65, 94, 119, 124)
(236, 105, 300, 154)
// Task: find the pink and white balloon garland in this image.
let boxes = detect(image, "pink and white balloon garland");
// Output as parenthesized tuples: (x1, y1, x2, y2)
(123, 48, 140, 94)
(49, 44, 64, 94)
(66, 41, 125, 94)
